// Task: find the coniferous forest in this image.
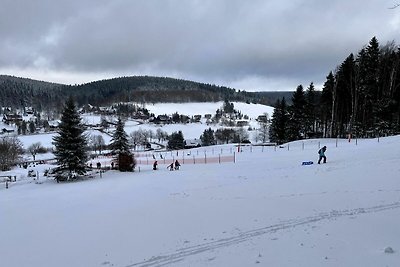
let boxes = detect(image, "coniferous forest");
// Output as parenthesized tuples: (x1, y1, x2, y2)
(270, 37, 400, 144)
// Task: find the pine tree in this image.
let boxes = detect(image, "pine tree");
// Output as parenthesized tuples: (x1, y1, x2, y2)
(358, 37, 380, 132)
(269, 98, 288, 144)
(334, 54, 355, 137)
(29, 121, 36, 134)
(109, 117, 130, 154)
(109, 117, 135, 171)
(320, 72, 335, 137)
(304, 82, 318, 136)
(167, 131, 185, 149)
(287, 85, 306, 141)
(200, 128, 216, 146)
(52, 97, 88, 177)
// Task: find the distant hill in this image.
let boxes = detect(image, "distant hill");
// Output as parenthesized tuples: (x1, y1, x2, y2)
(0, 75, 64, 110)
(0, 75, 293, 110)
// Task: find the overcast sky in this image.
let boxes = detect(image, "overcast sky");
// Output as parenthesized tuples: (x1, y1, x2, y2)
(1, 0, 399, 91)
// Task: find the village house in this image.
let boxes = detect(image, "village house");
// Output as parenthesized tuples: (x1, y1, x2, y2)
(184, 139, 202, 149)
(2, 114, 23, 124)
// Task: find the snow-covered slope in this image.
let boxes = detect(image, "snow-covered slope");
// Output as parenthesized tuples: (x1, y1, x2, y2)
(144, 101, 274, 119)
(1, 136, 400, 267)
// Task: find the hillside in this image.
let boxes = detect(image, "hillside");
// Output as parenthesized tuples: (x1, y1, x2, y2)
(0, 75, 64, 110)
(1, 136, 399, 266)
(0, 75, 292, 109)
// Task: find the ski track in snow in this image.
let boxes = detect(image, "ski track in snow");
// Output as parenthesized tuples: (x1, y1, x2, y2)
(126, 202, 400, 267)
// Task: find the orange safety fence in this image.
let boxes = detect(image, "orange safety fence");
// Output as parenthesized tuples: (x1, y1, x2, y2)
(136, 154, 235, 165)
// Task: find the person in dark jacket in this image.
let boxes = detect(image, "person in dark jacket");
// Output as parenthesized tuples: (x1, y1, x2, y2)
(174, 160, 181, 170)
(318, 146, 327, 164)
(153, 161, 158, 170)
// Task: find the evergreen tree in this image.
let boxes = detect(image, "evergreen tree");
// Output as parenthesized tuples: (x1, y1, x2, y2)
(320, 72, 335, 137)
(109, 118, 135, 171)
(167, 131, 185, 149)
(200, 128, 216, 146)
(269, 98, 288, 144)
(287, 85, 306, 141)
(334, 54, 355, 137)
(304, 82, 318, 136)
(215, 128, 235, 144)
(52, 97, 88, 176)
(19, 121, 27, 135)
(28, 121, 36, 134)
(357, 37, 380, 132)
(258, 114, 269, 143)
(109, 117, 130, 154)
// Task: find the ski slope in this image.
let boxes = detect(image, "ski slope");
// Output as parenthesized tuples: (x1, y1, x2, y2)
(1, 136, 400, 267)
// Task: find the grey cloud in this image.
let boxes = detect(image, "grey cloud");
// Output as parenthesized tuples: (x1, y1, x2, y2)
(1, 0, 399, 90)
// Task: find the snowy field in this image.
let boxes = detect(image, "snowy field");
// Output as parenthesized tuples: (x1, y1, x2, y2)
(1, 136, 400, 267)
(2, 102, 273, 151)
(144, 101, 274, 119)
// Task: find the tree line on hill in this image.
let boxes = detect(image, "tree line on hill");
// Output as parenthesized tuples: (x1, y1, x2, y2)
(0, 75, 285, 111)
(269, 37, 400, 144)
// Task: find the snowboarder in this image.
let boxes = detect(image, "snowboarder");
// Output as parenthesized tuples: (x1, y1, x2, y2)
(153, 161, 158, 170)
(174, 160, 181, 170)
(318, 146, 327, 164)
(167, 162, 174, 171)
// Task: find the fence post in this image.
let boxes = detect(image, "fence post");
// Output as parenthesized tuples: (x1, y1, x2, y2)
(205, 153, 207, 164)
(336, 136, 338, 147)
(318, 141, 321, 149)
(193, 155, 196, 164)
(288, 144, 290, 151)
(262, 145, 264, 152)
(234, 152, 236, 163)
(219, 154, 221, 163)
(302, 142, 304, 150)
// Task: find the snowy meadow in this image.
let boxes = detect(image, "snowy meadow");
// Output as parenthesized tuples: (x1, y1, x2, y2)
(1, 135, 400, 267)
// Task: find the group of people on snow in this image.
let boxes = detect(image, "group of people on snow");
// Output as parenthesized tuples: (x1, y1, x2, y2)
(153, 160, 181, 171)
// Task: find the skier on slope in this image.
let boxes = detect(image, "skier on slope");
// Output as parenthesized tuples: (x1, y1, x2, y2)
(318, 146, 327, 164)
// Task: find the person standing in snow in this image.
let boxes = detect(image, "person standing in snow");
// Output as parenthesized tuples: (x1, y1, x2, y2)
(318, 146, 327, 164)
(153, 161, 158, 170)
(174, 160, 181, 170)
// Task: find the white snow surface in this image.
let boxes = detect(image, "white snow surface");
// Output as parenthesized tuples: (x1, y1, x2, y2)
(145, 101, 274, 119)
(1, 136, 400, 267)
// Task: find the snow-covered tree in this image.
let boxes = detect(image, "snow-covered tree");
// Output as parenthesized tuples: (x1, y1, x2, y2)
(110, 117, 130, 154)
(27, 142, 43, 161)
(52, 97, 88, 176)
(110, 117, 136, 171)
(0, 137, 23, 171)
